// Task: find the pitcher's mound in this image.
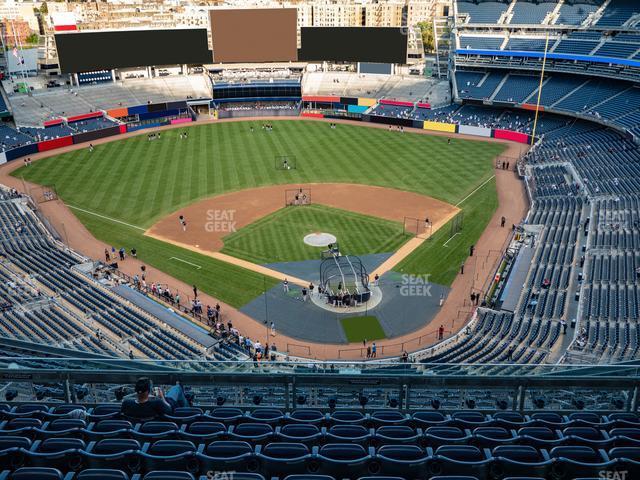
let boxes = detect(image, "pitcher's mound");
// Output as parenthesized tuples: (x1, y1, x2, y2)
(304, 232, 337, 247)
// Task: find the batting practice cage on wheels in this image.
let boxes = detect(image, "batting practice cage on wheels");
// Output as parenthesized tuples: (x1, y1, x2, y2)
(320, 254, 371, 305)
(285, 188, 311, 206)
(275, 155, 297, 170)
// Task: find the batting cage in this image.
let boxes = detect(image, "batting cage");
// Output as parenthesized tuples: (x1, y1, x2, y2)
(31, 185, 58, 204)
(403, 216, 432, 239)
(275, 155, 297, 170)
(320, 254, 371, 305)
(285, 187, 311, 207)
(449, 212, 464, 237)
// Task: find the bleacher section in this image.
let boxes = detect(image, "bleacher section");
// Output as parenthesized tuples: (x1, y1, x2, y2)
(302, 72, 449, 103)
(8, 76, 210, 126)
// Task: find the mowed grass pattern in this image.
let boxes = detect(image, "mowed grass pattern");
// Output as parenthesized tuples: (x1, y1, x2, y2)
(221, 204, 407, 264)
(14, 120, 505, 306)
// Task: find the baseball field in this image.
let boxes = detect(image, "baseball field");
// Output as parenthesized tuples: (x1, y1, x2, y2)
(12, 120, 505, 308)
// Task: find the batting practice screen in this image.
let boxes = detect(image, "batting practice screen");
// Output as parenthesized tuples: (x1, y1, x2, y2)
(55, 29, 212, 73)
(298, 27, 408, 63)
(210, 8, 298, 63)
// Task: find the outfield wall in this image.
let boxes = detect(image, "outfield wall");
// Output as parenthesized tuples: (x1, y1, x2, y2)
(2, 111, 533, 162)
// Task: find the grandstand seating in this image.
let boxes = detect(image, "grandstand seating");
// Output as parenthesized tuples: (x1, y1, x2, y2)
(69, 117, 119, 133)
(556, 1, 602, 25)
(595, 0, 640, 28)
(457, 1, 510, 24)
(0, 125, 33, 152)
(509, 1, 557, 25)
(0, 399, 637, 479)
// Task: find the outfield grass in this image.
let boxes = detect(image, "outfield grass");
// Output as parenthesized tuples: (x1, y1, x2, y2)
(341, 316, 386, 343)
(13, 120, 505, 306)
(221, 204, 407, 264)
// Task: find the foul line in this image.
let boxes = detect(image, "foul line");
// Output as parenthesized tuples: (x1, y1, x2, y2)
(455, 175, 496, 207)
(66, 205, 146, 231)
(169, 257, 202, 269)
(443, 232, 461, 247)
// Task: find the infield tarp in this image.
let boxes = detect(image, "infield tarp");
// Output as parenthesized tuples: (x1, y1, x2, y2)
(494, 129, 530, 144)
(5, 143, 38, 161)
(37, 136, 74, 152)
(459, 125, 491, 137)
(423, 121, 457, 133)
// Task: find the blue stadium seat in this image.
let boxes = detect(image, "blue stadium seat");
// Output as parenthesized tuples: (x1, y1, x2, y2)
(375, 444, 429, 477)
(75, 470, 129, 480)
(277, 424, 322, 444)
(82, 438, 141, 471)
(8, 467, 67, 480)
(257, 442, 311, 476)
(196, 441, 256, 473)
(140, 440, 197, 472)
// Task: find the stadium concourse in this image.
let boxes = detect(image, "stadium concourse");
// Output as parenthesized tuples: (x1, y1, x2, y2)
(0, 116, 526, 360)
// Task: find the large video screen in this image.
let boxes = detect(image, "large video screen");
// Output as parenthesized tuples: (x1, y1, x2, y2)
(210, 8, 298, 63)
(55, 29, 211, 73)
(299, 27, 408, 63)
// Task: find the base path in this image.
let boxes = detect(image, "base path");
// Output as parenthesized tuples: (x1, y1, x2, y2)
(146, 182, 459, 284)
(0, 116, 528, 360)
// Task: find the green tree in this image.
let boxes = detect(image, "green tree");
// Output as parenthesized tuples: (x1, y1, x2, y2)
(417, 21, 434, 53)
(26, 33, 39, 44)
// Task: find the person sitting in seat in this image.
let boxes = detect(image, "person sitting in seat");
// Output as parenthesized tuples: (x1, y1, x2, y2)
(121, 377, 189, 420)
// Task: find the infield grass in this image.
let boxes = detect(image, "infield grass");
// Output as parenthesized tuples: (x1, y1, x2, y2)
(13, 120, 505, 306)
(341, 315, 387, 343)
(221, 204, 407, 264)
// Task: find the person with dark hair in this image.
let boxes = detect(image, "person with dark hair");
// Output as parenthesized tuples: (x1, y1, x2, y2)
(120, 377, 189, 420)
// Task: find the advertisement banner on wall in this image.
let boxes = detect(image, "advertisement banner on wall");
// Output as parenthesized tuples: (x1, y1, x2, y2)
(423, 121, 457, 133)
(459, 125, 492, 137)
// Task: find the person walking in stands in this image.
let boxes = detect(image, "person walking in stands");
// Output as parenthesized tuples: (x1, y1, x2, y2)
(501, 216, 506, 228)
(371, 342, 377, 358)
(283, 278, 289, 293)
